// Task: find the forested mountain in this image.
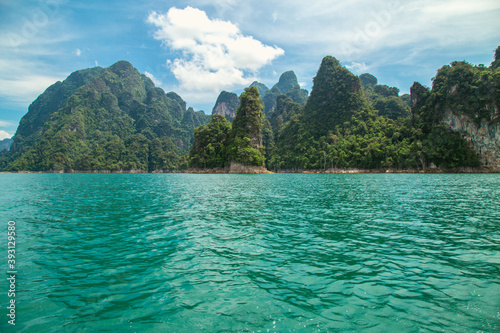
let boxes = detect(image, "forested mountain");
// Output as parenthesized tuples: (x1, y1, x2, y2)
(11, 66, 104, 153)
(239, 49, 499, 172)
(2, 46, 498, 172)
(229, 87, 265, 166)
(360, 73, 411, 120)
(410, 56, 500, 167)
(250, 81, 269, 99)
(212, 71, 307, 124)
(0, 138, 13, 152)
(189, 87, 265, 169)
(268, 55, 485, 171)
(260, 71, 309, 113)
(2, 61, 210, 171)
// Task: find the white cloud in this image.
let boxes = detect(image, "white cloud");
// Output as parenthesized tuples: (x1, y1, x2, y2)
(144, 71, 162, 86)
(0, 74, 61, 102)
(208, 0, 500, 63)
(147, 7, 284, 94)
(0, 58, 65, 106)
(345, 62, 369, 74)
(75, 48, 81, 56)
(422, 0, 500, 18)
(0, 130, 13, 140)
(0, 20, 74, 109)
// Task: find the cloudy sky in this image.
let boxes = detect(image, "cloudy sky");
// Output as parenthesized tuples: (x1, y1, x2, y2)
(0, 0, 499, 139)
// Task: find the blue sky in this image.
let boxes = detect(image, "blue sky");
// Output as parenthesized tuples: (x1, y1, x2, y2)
(1, 0, 499, 140)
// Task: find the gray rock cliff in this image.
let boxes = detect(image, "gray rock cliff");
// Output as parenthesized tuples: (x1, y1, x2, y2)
(212, 91, 239, 122)
(442, 110, 500, 169)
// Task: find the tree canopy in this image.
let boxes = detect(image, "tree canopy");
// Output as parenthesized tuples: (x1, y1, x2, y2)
(4, 46, 499, 173)
(189, 87, 265, 168)
(4, 61, 210, 171)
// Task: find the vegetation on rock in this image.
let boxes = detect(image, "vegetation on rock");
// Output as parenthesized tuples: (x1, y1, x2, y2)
(267, 55, 482, 171)
(189, 114, 232, 168)
(4, 46, 499, 173)
(189, 87, 265, 168)
(3, 61, 209, 171)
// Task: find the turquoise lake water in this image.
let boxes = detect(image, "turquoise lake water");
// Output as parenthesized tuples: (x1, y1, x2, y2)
(0, 173, 499, 332)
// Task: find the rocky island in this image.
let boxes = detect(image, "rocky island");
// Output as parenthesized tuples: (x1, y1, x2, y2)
(1, 46, 499, 173)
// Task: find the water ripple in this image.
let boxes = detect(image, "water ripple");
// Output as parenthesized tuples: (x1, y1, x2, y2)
(0, 173, 499, 332)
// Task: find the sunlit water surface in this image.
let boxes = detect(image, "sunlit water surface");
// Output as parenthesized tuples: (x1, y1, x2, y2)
(1, 173, 499, 332)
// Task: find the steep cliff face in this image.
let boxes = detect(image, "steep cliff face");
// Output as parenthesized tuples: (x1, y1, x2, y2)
(419, 58, 500, 169)
(442, 111, 500, 168)
(189, 87, 265, 170)
(230, 86, 265, 166)
(212, 91, 239, 121)
(232, 87, 264, 150)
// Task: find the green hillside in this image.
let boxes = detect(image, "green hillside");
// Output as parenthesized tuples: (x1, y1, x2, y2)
(4, 61, 209, 171)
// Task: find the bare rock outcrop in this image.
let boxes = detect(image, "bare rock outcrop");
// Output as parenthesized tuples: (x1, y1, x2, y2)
(442, 110, 500, 169)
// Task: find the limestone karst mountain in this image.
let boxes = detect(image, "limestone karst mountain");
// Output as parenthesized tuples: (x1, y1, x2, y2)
(5, 61, 210, 171)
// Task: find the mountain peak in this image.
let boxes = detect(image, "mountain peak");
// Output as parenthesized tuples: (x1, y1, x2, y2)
(250, 81, 269, 98)
(109, 60, 136, 76)
(6, 60, 210, 171)
(212, 91, 239, 122)
(276, 70, 300, 93)
(303, 55, 373, 137)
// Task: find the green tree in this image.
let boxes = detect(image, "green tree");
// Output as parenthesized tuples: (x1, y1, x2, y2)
(229, 87, 265, 166)
(491, 46, 500, 70)
(189, 114, 232, 168)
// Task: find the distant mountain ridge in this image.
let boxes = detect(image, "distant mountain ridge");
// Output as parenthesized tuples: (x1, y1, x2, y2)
(0, 138, 13, 152)
(212, 70, 309, 122)
(257, 71, 309, 113)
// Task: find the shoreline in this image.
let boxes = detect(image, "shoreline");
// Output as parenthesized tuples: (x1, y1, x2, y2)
(2, 166, 499, 174)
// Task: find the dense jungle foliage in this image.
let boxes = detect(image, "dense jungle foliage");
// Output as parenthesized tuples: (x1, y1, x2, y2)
(265, 55, 487, 170)
(189, 87, 265, 168)
(2, 46, 498, 172)
(1, 61, 210, 171)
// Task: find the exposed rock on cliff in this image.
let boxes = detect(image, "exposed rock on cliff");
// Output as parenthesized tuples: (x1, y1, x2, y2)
(418, 58, 500, 169)
(212, 91, 239, 122)
(442, 111, 500, 169)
